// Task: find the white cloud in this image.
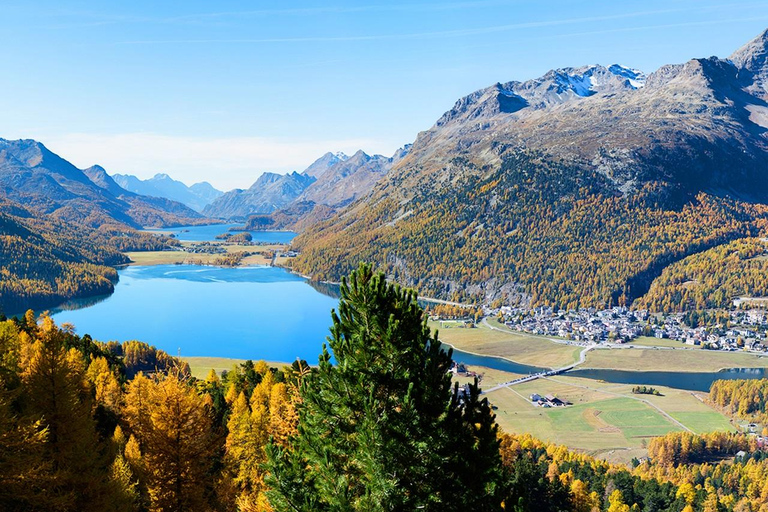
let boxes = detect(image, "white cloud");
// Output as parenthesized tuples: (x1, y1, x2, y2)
(42, 132, 396, 190)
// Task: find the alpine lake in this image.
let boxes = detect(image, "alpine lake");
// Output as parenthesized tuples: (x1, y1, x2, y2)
(51, 224, 768, 391)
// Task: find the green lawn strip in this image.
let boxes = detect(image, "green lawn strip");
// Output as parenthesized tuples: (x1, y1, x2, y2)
(667, 412, 735, 434)
(630, 336, 700, 349)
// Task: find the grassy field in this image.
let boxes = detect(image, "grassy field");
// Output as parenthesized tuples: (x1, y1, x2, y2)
(583, 347, 768, 372)
(430, 320, 581, 368)
(182, 356, 293, 379)
(126, 242, 285, 267)
(474, 368, 735, 464)
(629, 336, 701, 349)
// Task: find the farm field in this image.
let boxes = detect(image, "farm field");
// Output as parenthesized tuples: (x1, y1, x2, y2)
(583, 347, 768, 372)
(429, 320, 581, 368)
(475, 369, 735, 464)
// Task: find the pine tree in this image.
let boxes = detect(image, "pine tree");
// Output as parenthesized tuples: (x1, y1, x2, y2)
(266, 263, 502, 511)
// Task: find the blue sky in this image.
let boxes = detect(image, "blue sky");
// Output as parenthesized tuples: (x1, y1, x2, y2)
(1, 1, 766, 190)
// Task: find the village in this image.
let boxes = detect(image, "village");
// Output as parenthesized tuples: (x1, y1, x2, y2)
(493, 305, 768, 354)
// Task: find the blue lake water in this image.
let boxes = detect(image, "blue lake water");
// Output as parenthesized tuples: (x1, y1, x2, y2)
(568, 367, 768, 392)
(145, 224, 296, 244)
(52, 265, 338, 362)
(47, 220, 768, 390)
(449, 348, 547, 375)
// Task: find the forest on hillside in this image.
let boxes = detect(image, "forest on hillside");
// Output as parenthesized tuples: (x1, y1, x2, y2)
(636, 238, 768, 312)
(710, 378, 768, 425)
(0, 199, 180, 314)
(3, 264, 768, 511)
(292, 153, 768, 310)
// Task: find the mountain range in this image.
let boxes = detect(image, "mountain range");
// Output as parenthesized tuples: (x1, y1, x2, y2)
(203, 171, 317, 219)
(0, 139, 205, 229)
(204, 147, 410, 222)
(290, 29, 768, 308)
(113, 173, 223, 212)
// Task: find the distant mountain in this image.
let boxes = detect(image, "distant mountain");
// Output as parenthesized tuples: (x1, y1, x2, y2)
(113, 172, 223, 212)
(239, 146, 410, 229)
(291, 29, 768, 309)
(298, 147, 410, 207)
(302, 151, 348, 178)
(203, 171, 316, 219)
(0, 139, 205, 229)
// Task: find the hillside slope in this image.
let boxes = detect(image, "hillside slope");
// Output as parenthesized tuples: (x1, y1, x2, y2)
(291, 30, 768, 309)
(0, 139, 204, 228)
(0, 199, 129, 314)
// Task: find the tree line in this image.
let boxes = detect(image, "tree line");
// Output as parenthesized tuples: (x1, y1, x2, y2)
(710, 378, 768, 424)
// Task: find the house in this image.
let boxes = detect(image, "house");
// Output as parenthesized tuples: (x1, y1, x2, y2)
(545, 394, 568, 407)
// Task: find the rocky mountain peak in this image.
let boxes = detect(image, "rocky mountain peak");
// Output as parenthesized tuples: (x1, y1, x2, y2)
(303, 151, 349, 178)
(730, 28, 768, 71)
(434, 63, 648, 128)
(730, 28, 768, 100)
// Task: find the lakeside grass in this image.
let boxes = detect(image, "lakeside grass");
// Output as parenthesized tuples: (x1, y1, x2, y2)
(583, 347, 768, 372)
(472, 367, 736, 464)
(182, 356, 293, 379)
(429, 320, 581, 368)
(125, 242, 285, 267)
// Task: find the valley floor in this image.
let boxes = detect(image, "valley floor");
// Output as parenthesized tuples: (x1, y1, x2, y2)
(125, 241, 292, 267)
(440, 317, 768, 373)
(459, 366, 735, 465)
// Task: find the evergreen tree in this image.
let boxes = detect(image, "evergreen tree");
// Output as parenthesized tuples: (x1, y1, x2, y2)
(266, 263, 502, 511)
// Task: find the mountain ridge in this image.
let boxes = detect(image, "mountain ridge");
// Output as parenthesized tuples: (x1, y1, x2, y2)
(0, 138, 205, 229)
(113, 172, 223, 212)
(290, 29, 768, 309)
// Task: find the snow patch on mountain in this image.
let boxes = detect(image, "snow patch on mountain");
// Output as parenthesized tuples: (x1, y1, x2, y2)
(608, 64, 646, 88)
